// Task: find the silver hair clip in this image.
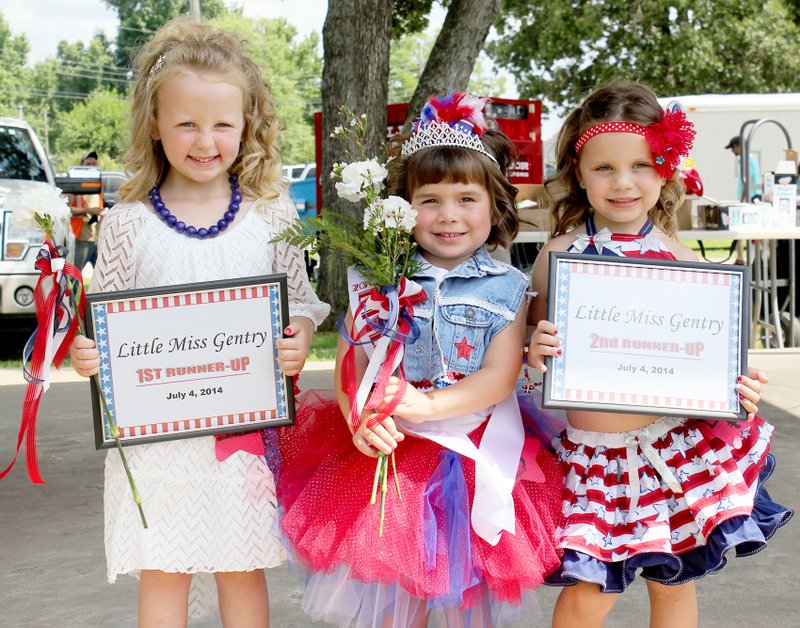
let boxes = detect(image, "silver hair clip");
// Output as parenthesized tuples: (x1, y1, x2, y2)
(145, 54, 166, 90)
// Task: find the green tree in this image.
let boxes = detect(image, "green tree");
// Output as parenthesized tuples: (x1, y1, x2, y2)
(492, 0, 800, 113)
(316, 0, 503, 318)
(211, 13, 321, 164)
(0, 12, 31, 118)
(53, 35, 122, 107)
(389, 30, 507, 104)
(389, 31, 434, 103)
(56, 89, 130, 161)
(103, 0, 229, 67)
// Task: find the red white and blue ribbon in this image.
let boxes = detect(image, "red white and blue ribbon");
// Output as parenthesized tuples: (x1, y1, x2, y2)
(341, 268, 426, 430)
(343, 268, 530, 545)
(0, 241, 85, 483)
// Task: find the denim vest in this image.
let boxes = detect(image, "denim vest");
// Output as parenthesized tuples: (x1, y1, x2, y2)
(403, 247, 528, 384)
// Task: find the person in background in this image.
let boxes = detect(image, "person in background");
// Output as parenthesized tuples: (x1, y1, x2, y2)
(69, 150, 104, 272)
(725, 135, 761, 264)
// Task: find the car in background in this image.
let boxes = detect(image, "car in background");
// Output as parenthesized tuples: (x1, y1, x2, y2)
(0, 117, 71, 322)
(101, 171, 128, 208)
(283, 162, 315, 182)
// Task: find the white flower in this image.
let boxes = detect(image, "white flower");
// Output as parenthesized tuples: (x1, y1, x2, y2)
(9, 186, 71, 242)
(335, 160, 388, 202)
(382, 196, 417, 232)
(363, 196, 417, 235)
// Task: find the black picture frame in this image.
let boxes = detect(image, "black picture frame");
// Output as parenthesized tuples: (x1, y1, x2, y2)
(543, 252, 749, 421)
(85, 274, 294, 448)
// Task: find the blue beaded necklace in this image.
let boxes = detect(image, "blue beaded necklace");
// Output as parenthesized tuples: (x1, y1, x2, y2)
(148, 174, 242, 239)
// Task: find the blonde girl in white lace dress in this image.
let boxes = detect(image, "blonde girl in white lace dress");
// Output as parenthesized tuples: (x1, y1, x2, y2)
(68, 18, 329, 626)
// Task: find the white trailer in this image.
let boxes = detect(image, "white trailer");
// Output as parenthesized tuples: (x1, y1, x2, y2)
(659, 93, 800, 202)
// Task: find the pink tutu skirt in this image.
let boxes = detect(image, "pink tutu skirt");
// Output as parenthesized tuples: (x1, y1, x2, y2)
(277, 390, 565, 626)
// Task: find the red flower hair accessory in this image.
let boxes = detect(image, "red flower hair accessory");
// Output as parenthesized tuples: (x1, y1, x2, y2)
(644, 104, 696, 179)
(575, 103, 696, 179)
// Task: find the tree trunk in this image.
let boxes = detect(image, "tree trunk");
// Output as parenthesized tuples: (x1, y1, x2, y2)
(404, 0, 502, 127)
(316, 0, 393, 327)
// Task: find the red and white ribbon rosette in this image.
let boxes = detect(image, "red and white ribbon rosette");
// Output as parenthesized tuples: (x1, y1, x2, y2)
(1, 241, 85, 483)
(341, 268, 427, 431)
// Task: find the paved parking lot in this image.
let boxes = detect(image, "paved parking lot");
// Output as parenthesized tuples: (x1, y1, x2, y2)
(1, 353, 797, 627)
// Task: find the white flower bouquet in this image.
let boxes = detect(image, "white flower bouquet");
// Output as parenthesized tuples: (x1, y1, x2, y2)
(274, 109, 426, 535)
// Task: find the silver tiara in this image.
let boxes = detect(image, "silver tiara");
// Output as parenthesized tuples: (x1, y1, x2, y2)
(400, 120, 498, 163)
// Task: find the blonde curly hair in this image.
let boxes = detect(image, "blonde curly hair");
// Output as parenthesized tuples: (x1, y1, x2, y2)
(119, 18, 283, 203)
(546, 80, 685, 238)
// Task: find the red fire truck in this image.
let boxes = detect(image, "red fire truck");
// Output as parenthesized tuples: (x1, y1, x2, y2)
(310, 97, 543, 214)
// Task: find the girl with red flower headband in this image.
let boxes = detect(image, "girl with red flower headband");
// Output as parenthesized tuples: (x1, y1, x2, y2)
(527, 80, 792, 627)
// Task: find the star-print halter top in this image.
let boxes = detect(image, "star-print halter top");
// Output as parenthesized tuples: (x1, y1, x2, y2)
(566, 213, 677, 260)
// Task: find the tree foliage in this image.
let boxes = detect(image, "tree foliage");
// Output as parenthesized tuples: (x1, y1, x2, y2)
(0, 13, 31, 117)
(491, 0, 800, 113)
(210, 13, 322, 164)
(389, 28, 507, 104)
(56, 89, 129, 161)
(53, 35, 120, 105)
(405, 0, 501, 125)
(103, 0, 228, 67)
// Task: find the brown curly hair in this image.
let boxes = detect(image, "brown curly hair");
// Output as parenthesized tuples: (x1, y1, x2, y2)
(385, 128, 520, 248)
(119, 17, 283, 203)
(546, 80, 685, 237)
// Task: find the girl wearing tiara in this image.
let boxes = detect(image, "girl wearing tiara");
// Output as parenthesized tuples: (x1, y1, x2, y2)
(278, 93, 564, 626)
(527, 80, 792, 627)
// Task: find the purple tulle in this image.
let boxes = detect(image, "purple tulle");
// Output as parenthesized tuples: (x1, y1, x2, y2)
(423, 450, 480, 609)
(261, 427, 282, 484)
(515, 385, 568, 450)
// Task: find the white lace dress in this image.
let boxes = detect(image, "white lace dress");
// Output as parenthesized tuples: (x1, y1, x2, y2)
(90, 196, 329, 590)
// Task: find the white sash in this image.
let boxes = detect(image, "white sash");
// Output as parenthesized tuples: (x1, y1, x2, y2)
(347, 268, 523, 545)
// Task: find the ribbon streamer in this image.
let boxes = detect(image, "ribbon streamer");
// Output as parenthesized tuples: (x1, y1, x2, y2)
(342, 269, 426, 430)
(0, 241, 85, 484)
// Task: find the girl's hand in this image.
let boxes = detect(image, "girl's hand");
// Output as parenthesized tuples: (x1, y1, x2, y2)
(527, 319, 561, 373)
(381, 376, 435, 424)
(352, 417, 404, 457)
(70, 335, 100, 377)
(738, 367, 768, 421)
(276, 317, 313, 376)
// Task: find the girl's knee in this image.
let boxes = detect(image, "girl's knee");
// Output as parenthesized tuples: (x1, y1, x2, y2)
(646, 579, 696, 601)
(554, 582, 618, 626)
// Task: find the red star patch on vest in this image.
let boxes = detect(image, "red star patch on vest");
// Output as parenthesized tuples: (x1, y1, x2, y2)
(454, 336, 475, 361)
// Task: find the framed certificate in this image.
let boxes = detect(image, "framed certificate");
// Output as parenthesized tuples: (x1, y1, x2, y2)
(543, 253, 749, 420)
(85, 275, 294, 448)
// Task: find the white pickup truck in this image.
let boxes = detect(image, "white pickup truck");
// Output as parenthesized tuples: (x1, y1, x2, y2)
(0, 117, 71, 321)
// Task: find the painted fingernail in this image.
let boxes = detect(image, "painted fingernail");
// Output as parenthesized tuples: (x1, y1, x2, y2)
(553, 329, 558, 335)
(557, 349, 562, 355)
(284, 326, 292, 334)
(737, 375, 742, 381)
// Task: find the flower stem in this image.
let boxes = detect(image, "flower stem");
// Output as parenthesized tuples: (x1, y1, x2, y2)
(370, 453, 383, 505)
(72, 279, 148, 528)
(379, 453, 388, 537)
(391, 451, 401, 500)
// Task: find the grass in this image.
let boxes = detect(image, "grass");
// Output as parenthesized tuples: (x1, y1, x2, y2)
(308, 330, 338, 362)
